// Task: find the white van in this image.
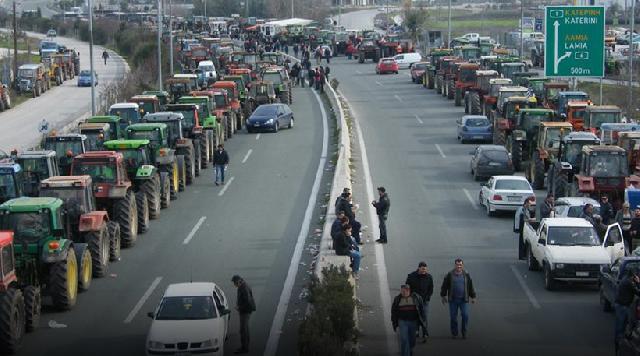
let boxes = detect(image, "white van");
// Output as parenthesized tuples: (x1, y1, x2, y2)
(198, 60, 217, 82)
(393, 52, 422, 69)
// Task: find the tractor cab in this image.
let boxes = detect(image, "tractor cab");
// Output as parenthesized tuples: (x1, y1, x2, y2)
(488, 78, 514, 99)
(166, 78, 195, 102)
(600, 123, 640, 146)
(142, 113, 190, 150)
(526, 121, 574, 188)
(103, 140, 156, 178)
(574, 145, 629, 198)
(43, 133, 87, 175)
(512, 71, 538, 87)
(142, 91, 170, 109)
(126, 123, 170, 150)
(542, 81, 570, 111)
(15, 150, 59, 197)
(39, 175, 99, 236)
(250, 81, 277, 105)
(564, 101, 592, 131)
(86, 116, 126, 140)
(500, 62, 527, 81)
(547, 132, 601, 198)
(584, 105, 622, 133)
(109, 103, 143, 127)
(0, 163, 23, 203)
(526, 78, 549, 103)
(78, 122, 112, 151)
(557, 91, 590, 118)
(129, 95, 161, 117)
(166, 103, 203, 136)
(617, 132, 640, 174)
(0, 231, 16, 290)
(495, 86, 531, 116)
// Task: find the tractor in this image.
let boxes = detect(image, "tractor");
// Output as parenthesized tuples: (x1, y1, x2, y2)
(499, 62, 527, 82)
(103, 140, 166, 216)
(188, 90, 226, 148)
(0, 163, 23, 204)
(525, 122, 574, 189)
(211, 89, 235, 140)
(126, 123, 183, 201)
(563, 101, 592, 131)
(489, 85, 532, 138)
(480, 78, 512, 116)
(442, 59, 464, 100)
(464, 70, 498, 114)
(542, 81, 570, 112)
(524, 77, 548, 102)
(435, 57, 459, 96)
(512, 72, 539, 87)
(174, 97, 218, 162)
(70, 152, 141, 247)
(502, 107, 554, 171)
(129, 95, 161, 117)
(166, 78, 198, 103)
(249, 80, 277, 106)
(354, 40, 381, 63)
(43, 133, 87, 175)
(422, 49, 453, 89)
(582, 105, 623, 134)
(16, 64, 48, 98)
(222, 75, 253, 118)
(555, 91, 590, 119)
(0, 197, 93, 311)
(617, 132, 640, 178)
(546, 132, 601, 198)
(14, 151, 59, 197)
(39, 175, 119, 277)
(259, 68, 292, 105)
(142, 91, 171, 110)
(453, 45, 481, 62)
(453, 62, 480, 107)
(86, 116, 127, 140)
(212, 81, 244, 132)
(569, 145, 629, 202)
(108, 103, 144, 127)
(78, 122, 113, 151)
(142, 112, 198, 186)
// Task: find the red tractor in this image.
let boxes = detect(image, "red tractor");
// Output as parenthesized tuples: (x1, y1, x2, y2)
(452, 62, 480, 107)
(571, 145, 630, 204)
(212, 81, 244, 133)
(211, 89, 236, 139)
(463, 70, 499, 114)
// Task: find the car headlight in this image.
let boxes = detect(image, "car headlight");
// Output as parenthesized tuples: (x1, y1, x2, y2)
(148, 340, 164, 349)
(201, 338, 219, 348)
(554, 263, 564, 269)
(266, 118, 274, 124)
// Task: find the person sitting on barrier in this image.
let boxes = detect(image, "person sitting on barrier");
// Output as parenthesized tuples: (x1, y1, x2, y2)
(334, 224, 361, 279)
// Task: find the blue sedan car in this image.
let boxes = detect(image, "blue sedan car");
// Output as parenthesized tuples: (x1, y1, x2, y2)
(77, 70, 98, 87)
(246, 103, 294, 133)
(456, 115, 492, 143)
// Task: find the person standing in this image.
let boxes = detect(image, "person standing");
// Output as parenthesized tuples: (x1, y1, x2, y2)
(324, 47, 331, 64)
(518, 197, 536, 260)
(600, 195, 615, 225)
(440, 258, 477, 339)
(629, 208, 640, 252)
(405, 261, 433, 342)
(231, 275, 256, 354)
(539, 193, 555, 219)
(102, 50, 109, 65)
(293, 44, 299, 58)
(615, 269, 640, 350)
(213, 144, 229, 186)
(580, 203, 597, 227)
(318, 67, 325, 93)
(373, 186, 390, 243)
(391, 284, 425, 356)
(307, 67, 315, 88)
(616, 202, 633, 252)
(325, 65, 331, 81)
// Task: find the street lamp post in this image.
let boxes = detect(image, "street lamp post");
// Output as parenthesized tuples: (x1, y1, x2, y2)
(169, 0, 173, 75)
(88, 0, 96, 115)
(157, 0, 162, 90)
(447, 0, 452, 48)
(629, 0, 635, 118)
(520, 0, 524, 60)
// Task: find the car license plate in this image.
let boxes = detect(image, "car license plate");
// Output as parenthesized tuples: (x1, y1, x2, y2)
(576, 271, 589, 277)
(473, 136, 483, 140)
(488, 162, 501, 166)
(254, 123, 260, 127)
(507, 196, 520, 202)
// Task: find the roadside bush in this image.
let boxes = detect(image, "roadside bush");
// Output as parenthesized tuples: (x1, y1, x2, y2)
(298, 265, 357, 356)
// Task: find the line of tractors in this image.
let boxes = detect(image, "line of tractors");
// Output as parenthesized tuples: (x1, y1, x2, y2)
(420, 46, 640, 206)
(0, 39, 293, 354)
(16, 45, 79, 99)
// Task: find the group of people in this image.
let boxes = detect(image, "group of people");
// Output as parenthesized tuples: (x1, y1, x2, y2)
(330, 187, 364, 279)
(392, 259, 477, 356)
(288, 61, 329, 92)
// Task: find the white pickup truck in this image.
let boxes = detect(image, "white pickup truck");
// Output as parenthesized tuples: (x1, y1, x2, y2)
(523, 217, 625, 290)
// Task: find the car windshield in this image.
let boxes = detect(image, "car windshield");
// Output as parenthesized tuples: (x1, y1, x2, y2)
(588, 112, 620, 129)
(588, 153, 628, 177)
(262, 73, 282, 84)
(0, 212, 51, 243)
(547, 226, 600, 246)
(80, 70, 91, 76)
(482, 150, 508, 161)
(44, 140, 83, 158)
(465, 118, 489, 127)
(18, 69, 34, 78)
(109, 108, 139, 124)
(128, 130, 160, 143)
(72, 162, 116, 183)
(566, 205, 600, 218)
(155, 296, 216, 320)
(0, 172, 17, 200)
(494, 179, 530, 190)
(254, 105, 278, 115)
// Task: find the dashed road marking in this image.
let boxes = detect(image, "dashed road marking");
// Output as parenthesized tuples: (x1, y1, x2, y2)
(182, 216, 207, 245)
(256, 133, 261, 140)
(241, 149, 253, 163)
(463, 188, 479, 210)
(414, 114, 423, 124)
(218, 176, 235, 196)
(510, 265, 541, 309)
(435, 144, 446, 158)
(394, 94, 403, 103)
(375, 81, 383, 86)
(124, 277, 163, 323)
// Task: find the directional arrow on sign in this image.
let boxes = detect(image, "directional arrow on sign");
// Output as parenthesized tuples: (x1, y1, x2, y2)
(553, 20, 571, 74)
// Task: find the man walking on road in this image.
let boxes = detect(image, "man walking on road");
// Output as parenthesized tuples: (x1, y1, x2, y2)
(213, 144, 229, 186)
(406, 261, 433, 342)
(440, 258, 477, 339)
(231, 275, 256, 354)
(373, 186, 390, 243)
(391, 284, 425, 356)
(102, 50, 109, 65)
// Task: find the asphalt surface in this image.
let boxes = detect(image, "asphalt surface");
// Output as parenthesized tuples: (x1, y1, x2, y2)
(329, 56, 614, 355)
(16, 86, 329, 356)
(0, 30, 128, 151)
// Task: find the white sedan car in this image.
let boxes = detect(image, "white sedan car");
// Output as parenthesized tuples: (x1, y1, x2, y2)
(146, 282, 230, 356)
(479, 175, 535, 217)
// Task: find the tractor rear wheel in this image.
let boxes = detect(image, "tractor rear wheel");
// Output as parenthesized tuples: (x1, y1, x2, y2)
(160, 174, 171, 208)
(136, 191, 150, 234)
(169, 162, 178, 200)
(176, 155, 187, 192)
(76, 245, 92, 292)
(493, 129, 506, 146)
(143, 176, 161, 219)
(49, 247, 78, 310)
(470, 92, 481, 115)
(193, 140, 202, 176)
(0, 288, 24, 354)
(427, 72, 434, 89)
(115, 190, 138, 247)
(447, 80, 455, 100)
(184, 147, 195, 185)
(553, 171, 569, 198)
(107, 221, 121, 261)
(455, 88, 462, 106)
(86, 224, 109, 277)
(532, 152, 545, 189)
(23, 286, 40, 333)
(511, 137, 523, 171)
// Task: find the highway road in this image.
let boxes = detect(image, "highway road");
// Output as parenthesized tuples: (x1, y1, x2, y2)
(329, 57, 614, 355)
(0, 30, 128, 152)
(17, 85, 330, 356)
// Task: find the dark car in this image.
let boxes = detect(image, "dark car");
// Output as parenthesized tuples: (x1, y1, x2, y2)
(469, 145, 513, 181)
(600, 257, 640, 313)
(618, 296, 640, 356)
(246, 103, 294, 133)
(77, 70, 98, 87)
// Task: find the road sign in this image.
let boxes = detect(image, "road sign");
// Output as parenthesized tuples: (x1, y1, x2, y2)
(544, 6, 605, 77)
(521, 17, 535, 33)
(535, 18, 543, 32)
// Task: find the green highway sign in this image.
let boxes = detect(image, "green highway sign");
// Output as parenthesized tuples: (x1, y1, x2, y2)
(544, 6, 605, 77)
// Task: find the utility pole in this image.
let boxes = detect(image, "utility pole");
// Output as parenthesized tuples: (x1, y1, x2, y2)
(291, 0, 294, 18)
(520, 0, 524, 59)
(204, 0, 207, 21)
(157, 0, 162, 90)
(169, 0, 173, 75)
(89, 0, 96, 115)
(629, 0, 635, 119)
(447, 0, 452, 48)
(12, 1, 17, 87)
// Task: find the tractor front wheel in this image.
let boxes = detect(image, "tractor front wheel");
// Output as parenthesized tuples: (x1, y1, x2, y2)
(0, 288, 25, 354)
(136, 191, 150, 234)
(75, 245, 92, 292)
(184, 147, 195, 185)
(176, 155, 187, 192)
(23, 286, 40, 333)
(143, 176, 161, 219)
(86, 224, 110, 277)
(511, 137, 522, 171)
(169, 162, 179, 200)
(454, 88, 462, 106)
(49, 247, 78, 310)
(160, 174, 171, 208)
(107, 221, 121, 261)
(447, 80, 455, 100)
(470, 92, 481, 115)
(532, 152, 546, 189)
(115, 190, 138, 247)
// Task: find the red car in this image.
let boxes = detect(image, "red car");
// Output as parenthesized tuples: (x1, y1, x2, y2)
(410, 61, 429, 84)
(376, 58, 399, 74)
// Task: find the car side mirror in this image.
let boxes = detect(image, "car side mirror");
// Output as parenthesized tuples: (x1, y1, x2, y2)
(221, 309, 231, 316)
(537, 238, 546, 246)
(147, 312, 155, 319)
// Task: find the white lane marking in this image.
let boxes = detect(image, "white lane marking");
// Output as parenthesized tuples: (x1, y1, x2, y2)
(264, 89, 329, 356)
(510, 265, 541, 309)
(182, 216, 207, 245)
(414, 114, 423, 124)
(394, 94, 403, 103)
(463, 188, 479, 210)
(354, 118, 395, 355)
(124, 277, 163, 323)
(218, 176, 235, 196)
(241, 149, 253, 164)
(435, 144, 446, 158)
(375, 81, 383, 86)
(356, 70, 362, 74)
(256, 133, 261, 140)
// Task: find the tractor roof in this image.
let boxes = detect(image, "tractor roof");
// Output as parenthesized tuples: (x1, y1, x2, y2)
(130, 94, 159, 101)
(618, 131, 640, 139)
(180, 96, 209, 101)
(582, 145, 626, 154)
(540, 122, 573, 128)
(0, 197, 62, 212)
(520, 108, 554, 114)
(563, 131, 600, 142)
(224, 75, 243, 80)
(78, 122, 110, 131)
(212, 81, 237, 88)
(459, 63, 479, 69)
(585, 105, 621, 112)
(74, 151, 122, 160)
(489, 78, 512, 85)
(189, 91, 215, 97)
(567, 101, 591, 107)
(127, 123, 168, 131)
(40, 175, 92, 188)
(173, 74, 198, 79)
(103, 139, 151, 149)
(502, 62, 525, 66)
(16, 150, 56, 159)
(499, 86, 528, 92)
(46, 133, 86, 141)
(144, 112, 185, 121)
(0, 231, 13, 248)
(506, 96, 536, 103)
(166, 104, 198, 112)
(142, 90, 169, 97)
(476, 70, 498, 76)
(18, 64, 42, 70)
(559, 91, 588, 97)
(110, 102, 139, 110)
(87, 115, 120, 123)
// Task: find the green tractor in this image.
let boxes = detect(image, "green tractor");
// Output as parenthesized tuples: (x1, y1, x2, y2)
(0, 197, 94, 311)
(174, 97, 219, 164)
(86, 115, 127, 140)
(422, 49, 452, 89)
(103, 139, 166, 218)
(126, 123, 184, 201)
(504, 108, 556, 171)
(524, 122, 574, 189)
(15, 150, 60, 197)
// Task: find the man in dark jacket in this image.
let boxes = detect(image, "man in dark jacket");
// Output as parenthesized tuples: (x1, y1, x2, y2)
(331, 211, 346, 242)
(391, 284, 425, 356)
(405, 261, 433, 342)
(600, 195, 615, 224)
(615, 269, 640, 345)
(539, 194, 555, 219)
(373, 186, 390, 243)
(213, 144, 229, 185)
(334, 225, 361, 278)
(231, 275, 256, 354)
(440, 258, 477, 339)
(580, 204, 597, 227)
